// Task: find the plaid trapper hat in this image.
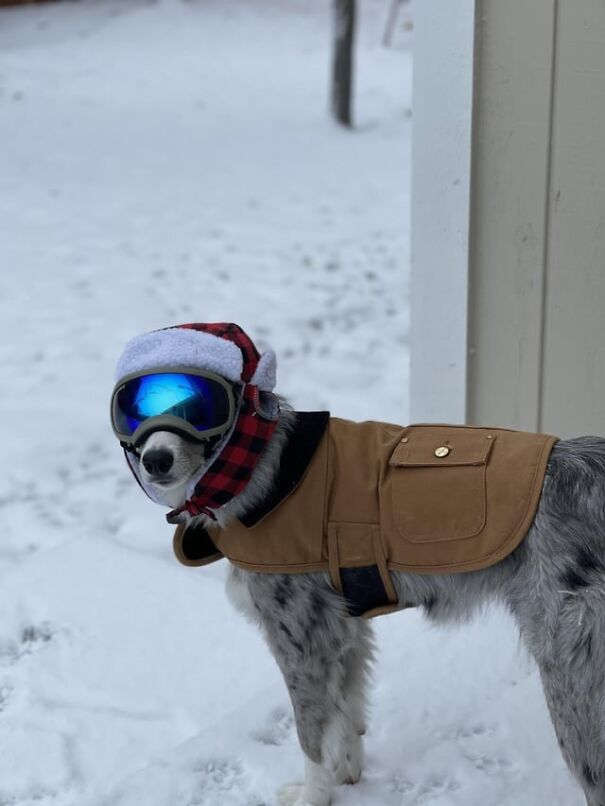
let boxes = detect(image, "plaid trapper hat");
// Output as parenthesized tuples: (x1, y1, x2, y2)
(114, 322, 279, 521)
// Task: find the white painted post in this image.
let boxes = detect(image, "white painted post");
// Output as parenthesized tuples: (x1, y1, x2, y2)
(410, 0, 476, 423)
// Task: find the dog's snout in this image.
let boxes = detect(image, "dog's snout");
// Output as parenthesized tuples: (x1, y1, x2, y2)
(142, 448, 174, 477)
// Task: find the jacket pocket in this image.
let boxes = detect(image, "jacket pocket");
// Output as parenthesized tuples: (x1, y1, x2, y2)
(387, 426, 495, 543)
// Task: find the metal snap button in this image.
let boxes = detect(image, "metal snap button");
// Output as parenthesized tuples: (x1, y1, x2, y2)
(434, 446, 450, 458)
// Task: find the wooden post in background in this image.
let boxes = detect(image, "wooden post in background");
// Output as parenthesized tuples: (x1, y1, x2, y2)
(331, 0, 356, 127)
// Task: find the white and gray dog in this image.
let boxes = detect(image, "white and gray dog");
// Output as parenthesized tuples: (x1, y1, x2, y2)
(134, 417, 605, 806)
(112, 323, 605, 806)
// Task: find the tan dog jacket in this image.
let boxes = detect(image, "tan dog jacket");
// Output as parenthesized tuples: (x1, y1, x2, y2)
(174, 413, 557, 617)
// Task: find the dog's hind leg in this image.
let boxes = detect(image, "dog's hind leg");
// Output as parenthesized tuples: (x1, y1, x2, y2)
(235, 569, 373, 806)
(526, 574, 605, 806)
(501, 438, 605, 806)
(508, 576, 605, 805)
(535, 605, 605, 806)
(509, 557, 605, 805)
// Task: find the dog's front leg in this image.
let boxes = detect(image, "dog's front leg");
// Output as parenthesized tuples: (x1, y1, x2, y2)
(275, 647, 350, 806)
(236, 572, 372, 806)
(275, 639, 371, 805)
(277, 757, 334, 806)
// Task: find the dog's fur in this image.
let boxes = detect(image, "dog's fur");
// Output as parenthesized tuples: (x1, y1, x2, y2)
(134, 410, 605, 806)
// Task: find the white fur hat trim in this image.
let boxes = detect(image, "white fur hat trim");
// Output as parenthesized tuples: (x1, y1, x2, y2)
(115, 328, 244, 383)
(250, 349, 276, 392)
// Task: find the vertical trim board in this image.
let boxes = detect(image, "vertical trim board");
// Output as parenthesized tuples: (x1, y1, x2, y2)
(410, 0, 476, 423)
(467, 0, 557, 431)
(540, 0, 605, 437)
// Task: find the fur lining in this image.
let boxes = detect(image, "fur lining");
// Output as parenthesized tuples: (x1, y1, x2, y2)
(250, 349, 277, 391)
(115, 328, 243, 382)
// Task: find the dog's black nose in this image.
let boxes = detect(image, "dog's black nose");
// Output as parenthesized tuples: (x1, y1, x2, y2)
(142, 449, 174, 477)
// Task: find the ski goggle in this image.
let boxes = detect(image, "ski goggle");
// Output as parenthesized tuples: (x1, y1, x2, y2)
(110, 368, 237, 446)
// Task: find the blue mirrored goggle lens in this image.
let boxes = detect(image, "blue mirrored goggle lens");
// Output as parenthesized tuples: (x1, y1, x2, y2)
(112, 373, 232, 436)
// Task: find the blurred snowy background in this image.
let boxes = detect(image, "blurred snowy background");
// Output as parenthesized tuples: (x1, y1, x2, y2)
(0, 1, 582, 804)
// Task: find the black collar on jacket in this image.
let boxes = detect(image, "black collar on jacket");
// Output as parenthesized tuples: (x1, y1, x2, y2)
(239, 411, 330, 527)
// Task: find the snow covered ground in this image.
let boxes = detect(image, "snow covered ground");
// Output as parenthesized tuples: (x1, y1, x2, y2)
(0, 1, 583, 804)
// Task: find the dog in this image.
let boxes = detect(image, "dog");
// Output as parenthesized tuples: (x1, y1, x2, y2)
(113, 323, 605, 806)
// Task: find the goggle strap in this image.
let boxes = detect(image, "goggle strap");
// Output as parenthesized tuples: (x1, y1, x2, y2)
(122, 447, 154, 501)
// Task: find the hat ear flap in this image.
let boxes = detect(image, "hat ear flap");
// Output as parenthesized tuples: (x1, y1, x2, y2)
(252, 390, 278, 421)
(250, 349, 276, 391)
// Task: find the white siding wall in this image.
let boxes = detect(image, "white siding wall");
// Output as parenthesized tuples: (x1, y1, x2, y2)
(412, 0, 605, 438)
(410, 0, 475, 423)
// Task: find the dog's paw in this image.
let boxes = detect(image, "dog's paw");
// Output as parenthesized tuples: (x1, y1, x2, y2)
(335, 751, 362, 785)
(334, 733, 363, 785)
(276, 784, 327, 806)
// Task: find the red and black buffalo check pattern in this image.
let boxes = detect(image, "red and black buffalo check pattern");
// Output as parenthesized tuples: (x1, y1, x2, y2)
(179, 322, 261, 382)
(166, 323, 278, 522)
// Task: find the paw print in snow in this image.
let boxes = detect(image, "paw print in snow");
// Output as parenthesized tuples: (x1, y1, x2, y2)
(187, 759, 265, 806)
(0, 622, 55, 667)
(253, 707, 294, 747)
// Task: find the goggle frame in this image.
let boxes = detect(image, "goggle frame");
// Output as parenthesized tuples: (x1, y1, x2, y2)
(110, 366, 239, 448)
